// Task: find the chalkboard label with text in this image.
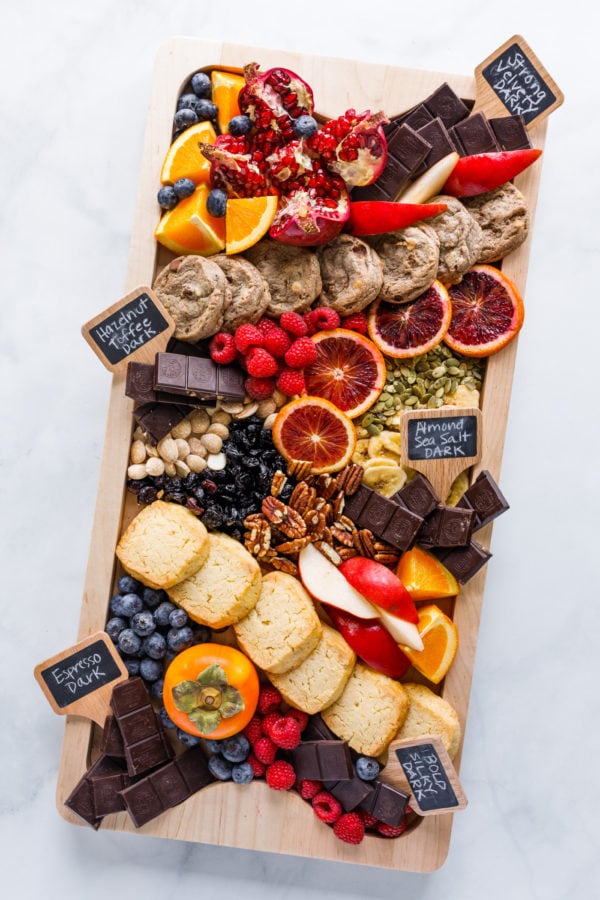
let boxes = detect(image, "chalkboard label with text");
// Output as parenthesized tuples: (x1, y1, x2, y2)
(407, 414, 478, 461)
(385, 736, 468, 816)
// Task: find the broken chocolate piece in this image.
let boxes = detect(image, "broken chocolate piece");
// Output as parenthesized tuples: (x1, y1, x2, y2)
(489, 115, 532, 151)
(457, 470, 509, 529)
(291, 740, 354, 781)
(132, 402, 188, 444)
(419, 505, 475, 547)
(434, 540, 492, 583)
(360, 780, 409, 826)
(110, 677, 174, 777)
(100, 715, 126, 758)
(423, 82, 470, 128)
(417, 117, 457, 170)
(64, 754, 126, 829)
(90, 769, 129, 816)
(451, 112, 499, 156)
(326, 776, 376, 811)
(393, 473, 439, 518)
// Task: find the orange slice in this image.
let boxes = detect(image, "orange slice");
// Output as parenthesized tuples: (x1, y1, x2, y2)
(225, 195, 278, 255)
(401, 604, 458, 684)
(272, 396, 357, 474)
(396, 546, 459, 601)
(367, 281, 452, 358)
(211, 70, 246, 134)
(155, 183, 225, 256)
(304, 329, 387, 419)
(160, 121, 217, 185)
(444, 265, 524, 358)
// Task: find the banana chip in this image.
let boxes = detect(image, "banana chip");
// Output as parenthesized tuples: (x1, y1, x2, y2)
(363, 456, 399, 470)
(445, 385, 480, 409)
(446, 470, 470, 506)
(352, 439, 371, 466)
(380, 431, 403, 456)
(362, 464, 408, 497)
(367, 434, 401, 462)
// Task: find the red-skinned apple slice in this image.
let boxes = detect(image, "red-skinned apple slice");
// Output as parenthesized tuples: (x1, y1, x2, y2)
(372, 605, 424, 651)
(327, 607, 411, 679)
(338, 557, 419, 623)
(297, 544, 378, 619)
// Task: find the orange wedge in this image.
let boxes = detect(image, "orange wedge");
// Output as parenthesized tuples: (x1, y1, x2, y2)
(211, 70, 246, 134)
(401, 604, 458, 684)
(155, 183, 225, 256)
(225, 195, 278, 255)
(160, 121, 217, 185)
(396, 546, 459, 601)
(272, 396, 356, 474)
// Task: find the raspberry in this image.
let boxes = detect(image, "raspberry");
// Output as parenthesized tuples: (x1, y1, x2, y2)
(262, 325, 292, 359)
(252, 736, 277, 765)
(376, 821, 407, 838)
(280, 311, 308, 337)
(297, 779, 322, 800)
(276, 367, 306, 397)
(209, 332, 237, 364)
(312, 790, 342, 824)
(256, 317, 279, 336)
(266, 760, 296, 791)
(244, 376, 276, 400)
(305, 306, 340, 333)
(245, 347, 279, 378)
(269, 715, 301, 750)
(248, 753, 266, 778)
(285, 707, 309, 732)
(357, 809, 378, 829)
(257, 685, 282, 714)
(234, 323, 264, 353)
(333, 812, 365, 844)
(261, 711, 283, 739)
(284, 337, 317, 369)
(242, 715, 264, 745)
(341, 311, 368, 334)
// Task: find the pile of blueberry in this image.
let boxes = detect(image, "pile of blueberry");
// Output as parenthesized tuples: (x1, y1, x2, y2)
(127, 416, 290, 542)
(173, 71, 217, 135)
(106, 574, 211, 698)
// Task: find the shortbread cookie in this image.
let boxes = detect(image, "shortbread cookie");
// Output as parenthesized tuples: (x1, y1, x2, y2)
(234, 572, 322, 675)
(268, 623, 356, 714)
(210, 254, 271, 332)
(394, 682, 462, 759)
(167, 533, 261, 629)
(367, 225, 440, 303)
(321, 663, 410, 757)
(316, 234, 384, 315)
(116, 501, 209, 590)
(462, 182, 529, 263)
(153, 255, 231, 341)
(427, 195, 484, 285)
(242, 238, 322, 316)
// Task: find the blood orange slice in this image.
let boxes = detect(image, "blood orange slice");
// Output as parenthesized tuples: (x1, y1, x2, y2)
(367, 281, 451, 359)
(444, 265, 524, 357)
(272, 397, 356, 474)
(303, 329, 386, 418)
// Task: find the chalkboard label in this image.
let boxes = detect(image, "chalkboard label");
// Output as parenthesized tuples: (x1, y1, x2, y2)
(407, 414, 478, 461)
(482, 42, 555, 124)
(395, 743, 458, 812)
(82, 286, 175, 374)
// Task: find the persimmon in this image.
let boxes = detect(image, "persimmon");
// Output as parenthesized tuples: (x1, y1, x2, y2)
(163, 643, 259, 739)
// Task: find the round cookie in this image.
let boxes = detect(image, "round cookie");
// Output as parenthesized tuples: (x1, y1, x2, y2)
(315, 234, 383, 315)
(427, 195, 484, 285)
(367, 225, 440, 303)
(394, 682, 462, 760)
(242, 238, 322, 316)
(210, 254, 271, 332)
(462, 182, 529, 264)
(153, 255, 231, 341)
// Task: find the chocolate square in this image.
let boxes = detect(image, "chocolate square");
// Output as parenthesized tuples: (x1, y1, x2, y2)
(291, 742, 321, 781)
(351, 180, 390, 202)
(100, 715, 126, 758)
(403, 104, 435, 131)
(434, 540, 491, 583)
(120, 779, 165, 828)
(417, 117, 457, 169)
(388, 124, 432, 173)
(133, 403, 187, 444)
(372, 154, 412, 198)
(393, 473, 439, 517)
(91, 772, 128, 816)
(341, 485, 371, 523)
(176, 745, 215, 793)
(154, 352, 188, 394)
(110, 677, 151, 717)
(451, 112, 499, 156)
(419, 506, 475, 547)
(424, 82, 470, 128)
(149, 762, 190, 807)
(381, 504, 423, 550)
(360, 492, 396, 534)
(64, 776, 102, 829)
(125, 732, 173, 777)
(361, 781, 409, 826)
(303, 715, 338, 743)
(330, 776, 376, 811)
(187, 356, 217, 396)
(489, 115, 531, 151)
(317, 742, 354, 781)
(126, 362, 157, 405)
(117, 706, 160, 744)
(216, 364, 246, 401)
(460, 470, 509, 529)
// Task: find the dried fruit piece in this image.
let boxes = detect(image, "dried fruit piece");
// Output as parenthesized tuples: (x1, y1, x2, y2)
(444, 265, 524, 357)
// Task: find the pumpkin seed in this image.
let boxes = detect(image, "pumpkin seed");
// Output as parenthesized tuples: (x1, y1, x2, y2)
(404, 395, 418, 406)
(367, 422, 384, 435)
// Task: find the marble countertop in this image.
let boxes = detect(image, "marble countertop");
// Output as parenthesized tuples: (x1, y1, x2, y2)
(4, 1, 599, 897)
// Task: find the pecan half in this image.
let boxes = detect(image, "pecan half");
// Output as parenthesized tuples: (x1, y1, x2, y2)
(262, 496, 307, 539)
(315, 474, 337, 500)
(244, 519, 272, 558)
(274, 536, 312, 555)
(287, 459, 313, 479)
(270, 557, 299, 577)
(305, 510, 327, 537)
(337, 546, 359, 560)
(335, 464, 364, 495)
(373, 551, 401, 566)
(289, 482, 316, 517)
(270, 470, 288, 497)
(357, 528, 376, 559)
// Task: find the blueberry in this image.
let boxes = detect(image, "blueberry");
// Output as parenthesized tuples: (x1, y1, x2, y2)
(139, 656, 163, 682)
(105, 616, 127, 641)
(177, 729, 201, 748)
(119, 593, 144, 617)
(206, 188, 227, 217)
(355, 756, 381, 781)
(220, 735, 250, 763)
(293, 114, 318, 138)
(142, 587, 166, 610)
(131, 610, 156, 637)
(177, 92, 201, 111)
(173, 177, 196, 199)
(157, 185, 178, 210)
(154, 601, 177, 629)
(109, 594, 127, 616)
(168, 607, 188, 628)
(167, 626, 194, 652)
(203, 739, 223, 754)
(142, 632, 167, 660)
(124, 658, 141, 677)
(173, 108, 198, 130)
(190, 71, 211, 98)
(149, 677, 165, 700)
(118, 574, 142, 594)
(208, 754, 233, 781)
(228, 114, 252, 136)
(231, 761, 254, 784)
(195, 99, 218, 121)
(117, 628, 142, 656)
(158, 706, 176, 729)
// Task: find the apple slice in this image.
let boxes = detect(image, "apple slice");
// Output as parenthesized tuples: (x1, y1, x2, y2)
(297, 544, 379, 619)
(373, 605, 424, 651)
(338, 557, 419, 624)
(397, 152, 460, 204)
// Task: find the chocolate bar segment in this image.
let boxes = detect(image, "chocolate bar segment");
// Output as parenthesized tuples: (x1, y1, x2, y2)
(418, 505, 475, 548)
(381, 504, 423, 551)
(434, 540, 492, 583)
(326, 776, 375, 811)
(291, 740, 354, 781)
(457, 469, 509, 529)
(352, 124, 431, 202)
(360, 780, 409, 826)
(343, 485, 423, 551)
(132, 402, 188, 444)
(417, 118, 457, 170)
(393, 473, 439, 518)
(110, 677, 174, 777)
(451, 112, 499, 156)
(489, 115, 532, 151)
(423, 82, 470, 128)
(64, 753, 127, 828)
(100, 715, 126, 758)
(154, 351, 246, 403)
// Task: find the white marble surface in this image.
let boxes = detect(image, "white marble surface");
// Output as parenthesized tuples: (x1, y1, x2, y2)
(3, 1, 600, 897)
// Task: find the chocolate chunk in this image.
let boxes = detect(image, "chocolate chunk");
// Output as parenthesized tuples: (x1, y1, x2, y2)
(349, 179, 390, 203)
(393, 473, 439, 518)
(388, 124, 432, 175)
(149, 762, 190, 807)
(402, 104, 435, 131)
(291, 740, 354, 781)
(126, 362, 158, 405)
(216, 363, 246, 401)
(360, 491, 396, 534)
(423, 82, 470, 128)
(328, 776, 376, 811)
(111, 677, 152, 717)
(186, 356, 218, 397)
(100, 715, 126, 758)
(111, 678, 174, 777)
(360, 780, 409, 826)
(341, 484, 371, 522)
(64, 775, 102, 829)
(353, 124, 431, 203)
(489, 115, 531, 151)
(434, 540, 491, 583)
(291, 742, 321, 780)
(451, 112, 499, 156)
(419, 505, 475, 547)
(343, 485, 423, 550)
(175, 744, 214, 793)
(303, 715, 339, 743)
(417, 117, 457, 169)
(90, 770, 129, 816)
(458, 470, 509, 529)
(120, 778, 164, 828)
(154, 352, 189, 394)
(117, 706, 159, 744)
(132, 402, 188, 444)
(381, 504, 423, 551)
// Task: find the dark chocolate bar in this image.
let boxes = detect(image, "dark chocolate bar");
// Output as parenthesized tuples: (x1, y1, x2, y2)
(392, 473, 439, 518)
(451, 112, 499, 156)
(110, 677, 174, 777)
(489, 115, 532, 151)
(434, 540, 492, 583)
(154, 351, 246, 402)
(423, 82, 470, 128)
(418, 505, 475, 548)
(457, 469, 509, 529)
(325, 776, 375, 811)
(417, 117, 457, 170)
(291, 740, 354, 782)
(343, 485, 422, 550)
(360, 780, 409, 826)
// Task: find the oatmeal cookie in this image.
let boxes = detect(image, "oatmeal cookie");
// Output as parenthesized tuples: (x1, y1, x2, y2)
(367, 225, 440, 303)
(210, 254, 271, 332)
(316, 234, 383, 315)
(153, 255, 231, 342)
(427, 195, 484, 285)
(462, 182, 529, 263)
(242, 238, 322, 317)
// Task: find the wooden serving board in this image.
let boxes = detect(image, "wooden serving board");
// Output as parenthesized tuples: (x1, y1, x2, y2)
(56, 36, 549, 872)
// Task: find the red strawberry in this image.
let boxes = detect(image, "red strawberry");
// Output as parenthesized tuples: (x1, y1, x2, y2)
(266, 760, 296, 791)
(312, 791, 342, 824)
(333, 812, 365, 844)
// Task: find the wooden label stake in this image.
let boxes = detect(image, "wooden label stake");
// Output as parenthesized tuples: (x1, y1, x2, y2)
(385, 736, 467, 816)
(82, 285, 175, 375)
(473, 34, 564, 127)
(400, 406, 481, 502)
(34, 631, 128, 726)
